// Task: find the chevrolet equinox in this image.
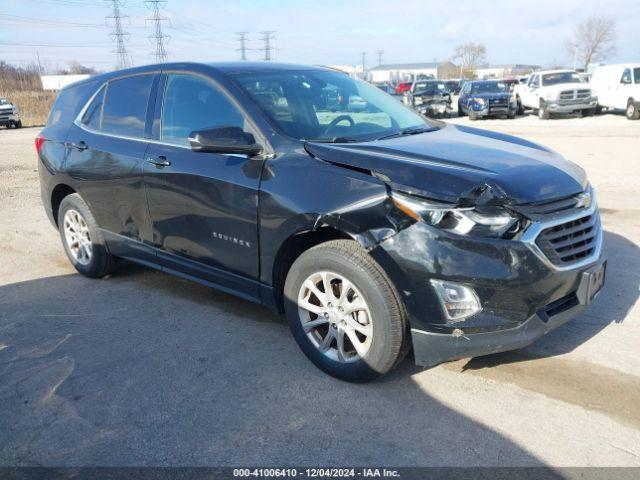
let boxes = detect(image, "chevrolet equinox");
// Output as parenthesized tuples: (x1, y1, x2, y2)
(37, 62, 606, 382)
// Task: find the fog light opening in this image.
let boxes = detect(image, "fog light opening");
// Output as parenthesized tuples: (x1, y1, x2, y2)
(430, 280, 482, 322)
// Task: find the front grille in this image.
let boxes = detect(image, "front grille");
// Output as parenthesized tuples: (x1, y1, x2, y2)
(514, 193, 580, 216)
(489, 98, 507, 106)
(559, 89, 592, 105)
(535, 211, 601, 266)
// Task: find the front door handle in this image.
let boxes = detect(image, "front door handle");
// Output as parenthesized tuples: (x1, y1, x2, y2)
(146, 156, 171, 168)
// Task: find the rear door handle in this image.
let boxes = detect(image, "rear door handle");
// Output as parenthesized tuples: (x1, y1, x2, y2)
(68, 141, 88, 151)
(146, 156, 171, 168)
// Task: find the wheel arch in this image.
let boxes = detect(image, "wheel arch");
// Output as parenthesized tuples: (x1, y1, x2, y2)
(51, 184, 77, 226)
(271, 226, 352, 313)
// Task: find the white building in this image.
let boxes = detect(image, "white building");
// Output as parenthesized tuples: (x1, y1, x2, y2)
(368, 62, 459, 83)
(326, 65, 365, 78)
(475, 64, 540, 79)
(40, 74, 91, 91)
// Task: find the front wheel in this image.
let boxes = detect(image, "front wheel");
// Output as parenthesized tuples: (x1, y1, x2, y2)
(538, 101, 550, 120)
(582, 108, 596, 117)
(284, 240, 407, 382)
(58, 193, 115, 278)
(627, 99, 640, 120)
(14, 120, 23, 128)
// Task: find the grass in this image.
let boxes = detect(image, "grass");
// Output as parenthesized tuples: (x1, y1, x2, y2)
(0, 90, 57, 127)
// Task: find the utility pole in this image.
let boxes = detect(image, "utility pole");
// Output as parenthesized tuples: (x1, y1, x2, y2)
(260, 31, 276, 61)
(145, 0, 170, 63)
(376, 50, 383, 66)
(236, 32, 249, 61)
(361, 51, 366, 78)
(105, 0, 131, 70)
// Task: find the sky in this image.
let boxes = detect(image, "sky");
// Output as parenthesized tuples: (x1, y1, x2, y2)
(1, 0, 638, 72)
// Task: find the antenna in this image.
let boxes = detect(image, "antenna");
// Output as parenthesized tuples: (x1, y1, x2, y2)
(105, 0, 131, 69)
(145, 0, 170, 63)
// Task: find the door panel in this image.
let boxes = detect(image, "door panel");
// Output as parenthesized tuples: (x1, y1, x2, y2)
(144, 72, 263, 300)
(63, 73, 158, 262)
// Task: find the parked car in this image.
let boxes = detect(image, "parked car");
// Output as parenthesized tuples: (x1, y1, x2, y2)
(590, 63, 640, 120)
(513, 69, 597, 119)
(405, 79, 452, 117)
(38, 62, 605, 382)
(0, 97, 22, 129)
(458, 80, 517, 120)
(394, 81, 412, 94)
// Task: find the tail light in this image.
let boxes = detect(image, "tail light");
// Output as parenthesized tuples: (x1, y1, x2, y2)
(35, 133, 45, 155)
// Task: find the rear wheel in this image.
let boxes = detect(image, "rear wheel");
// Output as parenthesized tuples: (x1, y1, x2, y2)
(58, 193, 115, 278)
(627, 99, 640, 120)
(284, 240, 407, 382)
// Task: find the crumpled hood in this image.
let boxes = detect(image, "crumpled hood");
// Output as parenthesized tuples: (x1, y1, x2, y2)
(305, 123, 587, 205)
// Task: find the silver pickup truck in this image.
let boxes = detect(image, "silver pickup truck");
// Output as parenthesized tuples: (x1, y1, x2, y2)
(0, 97, 22, 129)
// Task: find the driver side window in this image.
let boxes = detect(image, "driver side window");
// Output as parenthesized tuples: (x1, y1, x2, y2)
(161, 73, 245, 147)
(620, 69, 632, 85)
(529, 75, 539, 88)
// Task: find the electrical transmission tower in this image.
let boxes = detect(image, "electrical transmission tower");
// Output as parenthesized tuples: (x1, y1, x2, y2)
(259, 31, 276, 61)
(376, 50, 383, 66)
(236, 32, 249, 61)
(105, 0, 131, 69)
(361, 51, 366, 75)
(145, 0, 170, 63)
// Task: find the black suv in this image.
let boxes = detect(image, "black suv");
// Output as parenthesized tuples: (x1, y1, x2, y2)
(37, 62, 605, 382)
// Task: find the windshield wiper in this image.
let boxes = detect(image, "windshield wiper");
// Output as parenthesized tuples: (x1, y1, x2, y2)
(376, 127, 434, 141)
(305, 136, 359, 143)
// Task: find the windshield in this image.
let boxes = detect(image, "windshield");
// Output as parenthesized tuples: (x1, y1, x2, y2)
(231, 70, 435, 142)
(470, 82, 508, 94)
(542, 72, 582, 86)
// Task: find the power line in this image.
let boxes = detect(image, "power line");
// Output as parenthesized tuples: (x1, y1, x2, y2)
(105, 0, 132, 70)
(259, 31, 276, 61)
(236, 32, 249, 61)
(145, 0, 170, 63)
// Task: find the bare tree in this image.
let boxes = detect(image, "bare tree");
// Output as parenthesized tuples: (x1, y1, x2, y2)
(452, 42, 487, 78)
(567, 16, 616, 71)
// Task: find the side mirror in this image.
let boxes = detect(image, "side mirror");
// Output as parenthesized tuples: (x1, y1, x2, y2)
(189, 126, 263, 156)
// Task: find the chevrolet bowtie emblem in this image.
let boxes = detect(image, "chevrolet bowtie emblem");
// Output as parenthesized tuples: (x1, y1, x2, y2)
(575, 191, 592, 209)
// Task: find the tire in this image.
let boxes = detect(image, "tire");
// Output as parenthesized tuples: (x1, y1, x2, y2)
(583, 108, 596, 117)
(538, 101, 550, 120)
(627, 99, 640, 120)
(57, 193, 115, 278)
(516, 96, 524, 115)
(457, 103, 465, 117)
(595, 105, 603, 115)
(468, 110, 478, 121)
(507, 112, 516, 119)
(284, 240, 408, 382)
(15, 120, 22, 128)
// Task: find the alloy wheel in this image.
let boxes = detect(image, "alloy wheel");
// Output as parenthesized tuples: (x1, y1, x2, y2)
(297, 271, 373, 363)
(63, 209, 93, 266)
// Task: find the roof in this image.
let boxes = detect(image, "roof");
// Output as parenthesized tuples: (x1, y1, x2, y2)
(205, 61, 328, 74)
(369, 62, 446, 71)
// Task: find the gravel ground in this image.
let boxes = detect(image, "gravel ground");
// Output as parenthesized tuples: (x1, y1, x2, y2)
(1, 114, 639, 467)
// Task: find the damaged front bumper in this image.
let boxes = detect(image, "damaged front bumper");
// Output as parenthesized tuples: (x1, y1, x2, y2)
(369, 211, 605, 367)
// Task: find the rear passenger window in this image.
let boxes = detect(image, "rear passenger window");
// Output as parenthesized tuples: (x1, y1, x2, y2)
(161, 73, 245, 147)
(101, 74, 154, 138)
(81, 86, 105, 130)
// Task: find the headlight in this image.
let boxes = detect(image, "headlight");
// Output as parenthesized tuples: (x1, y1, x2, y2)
(509, 94, 516, 103)
(391, 191, 519, 238)
(472, 97, 485, 106)
(414, 97, 423, 106)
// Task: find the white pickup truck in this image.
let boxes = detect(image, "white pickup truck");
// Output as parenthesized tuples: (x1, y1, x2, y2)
(513, 70, 597, 119)
(590, 63, 640, 120)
